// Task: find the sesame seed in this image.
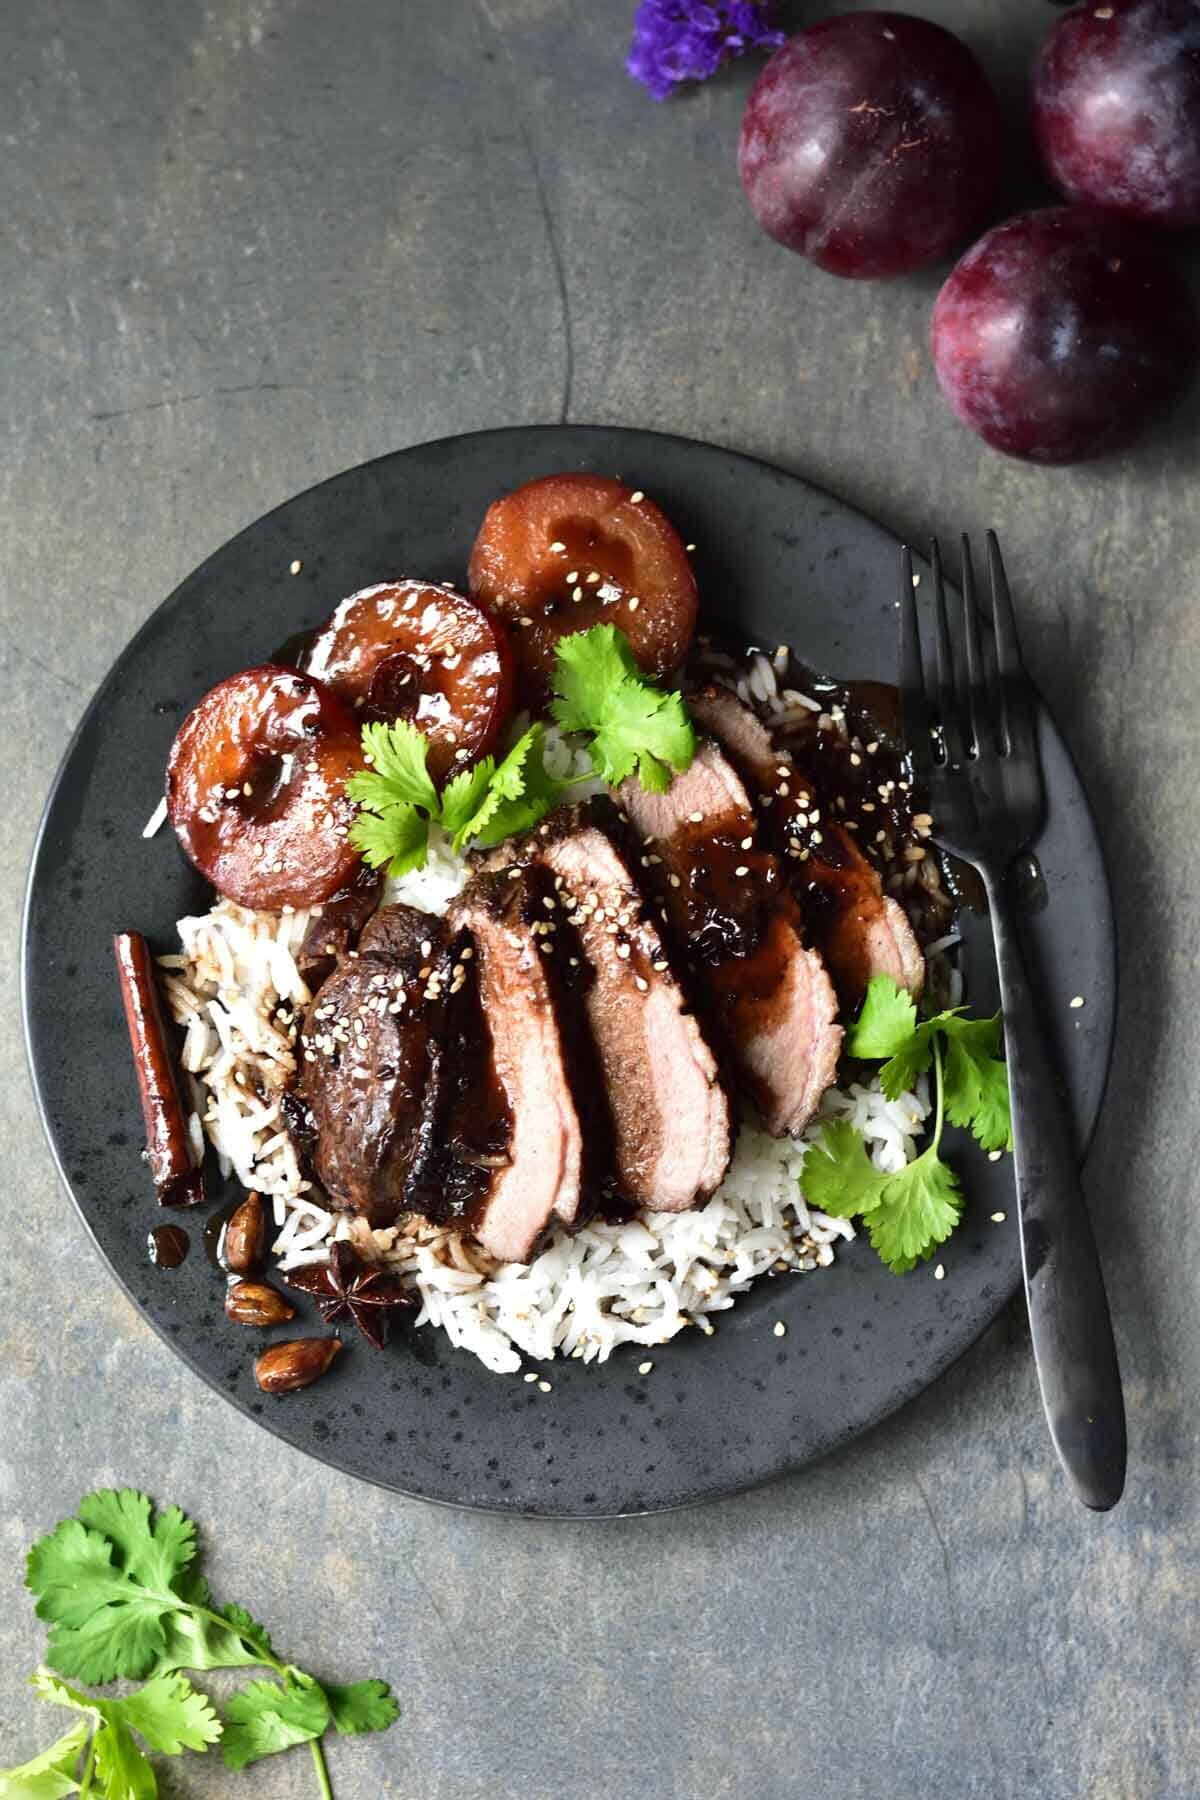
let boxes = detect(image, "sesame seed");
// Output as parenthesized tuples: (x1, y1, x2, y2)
(628, 596, 640, 612)
(776, 765, 790, 779)
(616, 942, 631, 959)
(1069, 995, 1085, 1009)
(538, 1380, 552, 1393)
(735, 864, 749, 877)
(243, 782, 253, 796)
(850, 752, 861, 766)
(740, 836, 753, 850)
(688, 810, 704, 824)
(638, 1360, 654, 1375)
(652, 959, 668, 972)
(773, 1320, 786, 1338)
(460, 945, 474, 959)
(668, 873, 681, 888)
(991, 1211, 1006, 1223)
(289, 558, 303, 575)
(565, 569, 578, 583)
(934, 1264, 945, 1281)
(629, 489, 645, 504)
(686, 541, 696, 551)
(586, 571, 601, 584)
(634, 975, 648, 991)
(548, 540, 566, 552)
(810, 830, 823, 845)
(572, 586, 583, 602)
(866, 741, 879, 755)
(524, 1371, 538, 1382)
(988, 1149, 1003, 1163)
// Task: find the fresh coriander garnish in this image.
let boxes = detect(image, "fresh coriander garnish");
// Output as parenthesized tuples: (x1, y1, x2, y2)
(2, 1488, 399, 1798)
(801, 976, 1013, 1274)
(345, 625, 697, 875)
(549, 623, 696, 792)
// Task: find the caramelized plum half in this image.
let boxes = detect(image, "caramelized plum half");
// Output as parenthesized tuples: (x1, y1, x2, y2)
(467, 474, 698, 701)
(167, 665, 364, 910)
(305, 581, 513, 782)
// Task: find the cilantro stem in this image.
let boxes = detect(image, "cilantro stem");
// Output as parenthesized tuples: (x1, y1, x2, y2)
(930, 1034, 946, 1156)
(77, 1734, 97, 1799)
(310, 1736, 335, 1800)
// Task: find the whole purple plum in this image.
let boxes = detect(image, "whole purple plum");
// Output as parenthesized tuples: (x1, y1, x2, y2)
(931, 206, 1198, 463)
(1034, 0, 1200, 230)
(738, 12, 1004, 279)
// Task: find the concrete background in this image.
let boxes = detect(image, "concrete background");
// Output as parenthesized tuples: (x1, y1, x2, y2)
(3, 2, 1198, 1795)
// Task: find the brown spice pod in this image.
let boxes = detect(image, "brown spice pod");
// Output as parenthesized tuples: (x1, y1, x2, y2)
(254, 1336, 342, 1393)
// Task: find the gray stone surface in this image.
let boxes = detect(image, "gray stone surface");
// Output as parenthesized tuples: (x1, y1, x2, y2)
(2, 1, 1198, 1795)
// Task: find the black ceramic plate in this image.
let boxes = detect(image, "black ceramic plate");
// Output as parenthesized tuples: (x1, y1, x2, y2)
(22, 426, 1115, 1517)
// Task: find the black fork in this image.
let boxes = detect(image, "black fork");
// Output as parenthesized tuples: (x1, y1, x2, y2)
(899, 533, 1125, 1512)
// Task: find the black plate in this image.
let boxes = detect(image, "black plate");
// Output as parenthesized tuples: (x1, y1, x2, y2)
(22, 426, 1115, 1517)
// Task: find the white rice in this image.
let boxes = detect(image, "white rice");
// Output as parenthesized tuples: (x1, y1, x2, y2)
(161, 872, 930, 1377)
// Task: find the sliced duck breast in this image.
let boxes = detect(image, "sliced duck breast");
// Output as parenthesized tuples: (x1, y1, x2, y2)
(512, 800, 732, 1213)
(619, 742, 842, 1136)
(449, 866, 586, 1262)
(688, 686, 925, 1006)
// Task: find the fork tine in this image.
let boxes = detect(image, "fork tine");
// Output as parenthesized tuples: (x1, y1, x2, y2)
(931, 539, 966, 766)
(959, 534, 988, 758)
(897, 545, 933, 784)
(986, 530, 1036, 760)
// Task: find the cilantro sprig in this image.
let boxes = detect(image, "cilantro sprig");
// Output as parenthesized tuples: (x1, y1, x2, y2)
(3, 1489, 398, 1798)
(801, 977, 1013, 1274)
(345, 625, 697, 876)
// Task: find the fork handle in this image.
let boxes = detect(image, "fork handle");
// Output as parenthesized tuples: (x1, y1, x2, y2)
(983, 869, 1126, 1511)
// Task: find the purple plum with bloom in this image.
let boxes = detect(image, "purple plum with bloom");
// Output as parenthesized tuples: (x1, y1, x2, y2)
(627, 0, 785, 101)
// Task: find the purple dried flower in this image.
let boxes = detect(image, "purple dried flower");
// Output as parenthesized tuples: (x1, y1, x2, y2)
(627, 1, 785, 101)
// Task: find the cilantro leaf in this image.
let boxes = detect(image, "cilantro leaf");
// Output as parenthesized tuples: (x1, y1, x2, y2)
(799, 1120, 887, 1219)
(75, 1492, 196, 1601)
(115, 1673, 221, 1756)
(30, 1667, 219, 1759)
(439, 757, 497, 843)
(324, 1679, 401, 1737)
(867, 1149, 963, 1273)
(92, 1719, 156, 1800)
(464, 726, 569, 848)
(549, 625, 696, 790)
(878, 1025, 937, 1102)
(846, 976, 920, 1059)
(940, 1013, 1013, 1152)
(344, 719, 437, 816)
(221, 1674, 330, 1771)
(26, 1518, 172, 1684)
(347, 803, 429, 876)
(0, 1721, 88, 1798)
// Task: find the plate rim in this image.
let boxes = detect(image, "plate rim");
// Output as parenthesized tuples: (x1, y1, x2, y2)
(20, 422, 1118, 1517)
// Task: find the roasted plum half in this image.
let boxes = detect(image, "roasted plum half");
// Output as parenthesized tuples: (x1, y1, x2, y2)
(305, 580, 513, 782)
(467, 473, 698, 702)
(166, 664, 364, 910)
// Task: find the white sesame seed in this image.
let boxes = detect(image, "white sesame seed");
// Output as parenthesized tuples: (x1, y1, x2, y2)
(565, 569, 578, 583)
(735, 864, 749, 877)
(586, 571, 601, 584)
(991, 1211, 1006, 1223)
(548, 540, 566, 552)
(688, 811, 704, 823)
(685, 541, 696, 551)
(616, 942, 631, 959)
(635, 975, 648, 991)
(628, 596, 640, 612)
(538, 1380, 552, 1393)
(629, 489, 645, 504)
(572, 586, 583, 602)
(668, 873, 681, 888)
(524, 1371, 538, 1382)
(934, 1264, 945, 1281)
(988, 1149, 1003, 1163)
(773, 1321, 786, 1338)
(638, 1360, 654, 1375)
(1069, 995, 1085, 1009)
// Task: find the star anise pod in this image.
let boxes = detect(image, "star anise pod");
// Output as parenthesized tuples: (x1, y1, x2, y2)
(283, 1241, 414, 1350)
